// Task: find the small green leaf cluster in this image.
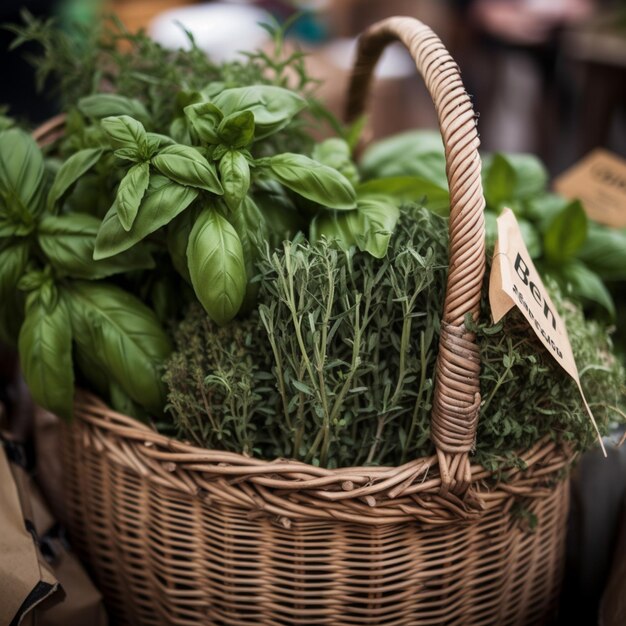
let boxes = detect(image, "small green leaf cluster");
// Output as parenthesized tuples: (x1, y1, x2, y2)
(61, 86, 364, 327)
(164, 207, 625, 470)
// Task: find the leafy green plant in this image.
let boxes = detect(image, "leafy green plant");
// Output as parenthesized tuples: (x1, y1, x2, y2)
(360, 131, 626, 333)
(0, 128, 171, 420)
(164, 208, 625, 469)
(0, 13, 430, 419)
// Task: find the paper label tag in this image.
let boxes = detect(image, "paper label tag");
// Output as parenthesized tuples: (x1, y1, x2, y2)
(489, 208, 605, 454)
(554, 148, 626, 228)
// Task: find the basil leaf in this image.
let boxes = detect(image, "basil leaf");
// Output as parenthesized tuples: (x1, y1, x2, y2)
(94, 175, 198, 259)
(312, 138, 359, 186)
(167, 210, 197, 282)
(356, 176, 449, 214)
(311, 199, 400, 258)
(543, 200, 588, 263)
(0, 128, 45, 221)
(483, 153, 516, 209)
(505, 154, 548, 199)
(518, 218, 542, 259)
(18, 290, 74, 420)
(117, 162, 150, 231)
(553, 260, 615, 317)
(219, 150, 250, 211)
(577, 224, 626, 281)
(78, 94, 150, 123)
(184, 102, 223, 144)
(187, 207, 246, 325)
(114, 147, 142, 162)
(152, 144, 223, 193)
(360, 131, 448, 188)
(265, 153, 357, 210)
(213, 86, 306, 140)
(39, 213, 154, 279)
(169, 117, 192, 145)
(0, 241, 29, 345)
(146, 132, 175, 153)
(101, 115, 147, 150)
(47, 148, 104, 210)
(74, 340, 109, 398)
(231, 196, 267, 310)
(218, 111, 255, 148)
(524, 193, 570, 228)
(0, 241, 29, 301)
(254, 183, 304, 247)
(65, 281, 172, 414)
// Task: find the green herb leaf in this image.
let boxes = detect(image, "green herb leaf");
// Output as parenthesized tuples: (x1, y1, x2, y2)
(18, 290, 74, 419)
(311, 199, 400, 258)
(518, 218, 542, 259)
(213, 86, 306, 139)
(231, 195, 267, 310)
(145, 132, 175, 153)
(577, 224, 626, 281)
(94, 175, 198, 259)
(543, 200, 588, 263)
(78, 93, 150, 123)
(117, 162, 150, 231)
(218, 111, 255, 148)
(524, 193, 570, 228)
(219, 150, 250, 211)
(312, 138, 359, 186)
(39, 213, 154, 278)
(167, 210, 197, 282)
(0, 128, 45, 221)
(184, 101, 223, 144)
(187, 206, 246, 325)
(483, 153, 516, 209)
(47, 148, 104, 210)
(264, 153, 357, 210)
(359, 130, 448, 188)
(504, 154, 548, 199)
(0, 241, 29, 345)
(356, 176, 449, 214)
(101, 115, 147, 150)
(65, 281, 172, 414)
(152, 144, 222, 193)
(553, 260, 615, 317)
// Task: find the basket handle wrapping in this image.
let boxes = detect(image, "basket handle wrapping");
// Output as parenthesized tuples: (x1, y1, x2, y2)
(345, 17, 486, 496)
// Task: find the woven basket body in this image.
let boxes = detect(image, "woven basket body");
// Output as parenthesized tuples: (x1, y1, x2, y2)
(60, 396, 571, 626)
(49, 16, 575, 626)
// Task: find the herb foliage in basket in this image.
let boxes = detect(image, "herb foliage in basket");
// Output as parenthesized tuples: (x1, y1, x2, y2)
(165, 207, 625, 470)
(0, 14, 624, 473)
(0, 15, 418, 422)
(362, 130, 626, 358)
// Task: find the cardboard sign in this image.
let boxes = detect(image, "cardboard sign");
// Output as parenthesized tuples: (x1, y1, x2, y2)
(489, 208, 605, 454)
(554, 149, 626, 228)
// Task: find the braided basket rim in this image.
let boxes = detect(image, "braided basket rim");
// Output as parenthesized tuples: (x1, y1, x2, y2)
(71, 390, 573, 526)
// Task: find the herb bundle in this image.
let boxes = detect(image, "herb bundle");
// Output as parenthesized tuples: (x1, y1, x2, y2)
(164, 208, 625, 469)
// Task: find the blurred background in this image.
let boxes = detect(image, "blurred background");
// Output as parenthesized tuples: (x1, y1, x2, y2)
(1, 0, 624, 174)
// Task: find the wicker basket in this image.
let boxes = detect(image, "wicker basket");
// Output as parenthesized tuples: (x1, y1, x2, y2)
(50, 17, 573, 626)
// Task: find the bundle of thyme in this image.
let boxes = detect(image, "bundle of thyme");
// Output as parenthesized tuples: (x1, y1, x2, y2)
(164, 207, 625, 469)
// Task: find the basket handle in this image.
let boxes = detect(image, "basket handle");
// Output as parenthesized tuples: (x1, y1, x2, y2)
(345, 17, 486, 496)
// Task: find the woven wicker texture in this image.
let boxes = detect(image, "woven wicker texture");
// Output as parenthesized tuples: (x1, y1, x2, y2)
(49, 16, 573, 626)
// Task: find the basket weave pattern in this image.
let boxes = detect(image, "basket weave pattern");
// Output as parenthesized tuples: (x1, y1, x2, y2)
(52, 16, 574, 626)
